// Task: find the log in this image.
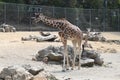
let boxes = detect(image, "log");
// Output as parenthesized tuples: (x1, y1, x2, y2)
(39, 31, 51, 36)
(36, 35, 57, 42)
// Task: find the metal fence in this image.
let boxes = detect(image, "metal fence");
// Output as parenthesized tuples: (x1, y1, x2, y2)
(0, 2, 119, 31)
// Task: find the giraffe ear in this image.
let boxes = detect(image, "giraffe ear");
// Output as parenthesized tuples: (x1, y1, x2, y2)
(35, 13, 40, 16)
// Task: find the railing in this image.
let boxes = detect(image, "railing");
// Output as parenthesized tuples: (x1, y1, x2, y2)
(0, 2, 119, 31)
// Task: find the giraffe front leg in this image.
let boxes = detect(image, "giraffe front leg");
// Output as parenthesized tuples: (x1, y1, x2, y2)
(63, 41, 70, 71)
(71, 40, 77, 70)
(58, 32, 69, 71)
(66, 48, 70, 70)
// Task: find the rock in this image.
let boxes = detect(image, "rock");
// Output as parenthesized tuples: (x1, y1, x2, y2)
(46, 50, 63, 61)
(83, 32, 106, 41)
(0, 65, 33, 80)
(0, 23, 16, 32)
(35, 45, 103, 67)
(0, 28, 5, 32)
(30, 76, 47, 80)
(94, 57, 104, 66)
(35, 45, 73, 62)
(31, 71, 58, 80)
(0, 65, 58, 80)
(36, 49, 50, 61)
(82, 50, 99, 59)
(22, 64, 44, 76)
(81, 58, 94, 67)
(82, 50, 104, 65)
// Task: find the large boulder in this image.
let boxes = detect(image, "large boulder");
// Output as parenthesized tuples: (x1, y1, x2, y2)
(0, 65, 58, 80)
(35, 45, 73, 62)
(35, 45, 103, 67)
(82, 50, 104, 66)
(0, 65, 33, 80)
(0, 23, 16, 32)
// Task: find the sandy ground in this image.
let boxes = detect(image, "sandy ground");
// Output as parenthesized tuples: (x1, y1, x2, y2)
(0, 31, 120, 80)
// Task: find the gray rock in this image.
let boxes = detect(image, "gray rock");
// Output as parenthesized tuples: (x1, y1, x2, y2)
(30, 71, 58, 80)
(0, 65, 33, 80)
(22, 64, 44, 76)
(36, 45, 73, 62)
(0, 23, 16, 32)
(81, 58, 94, 67)
(46, 50, 63, 61)
(82, 50, 99, 59)
(35, 45, 104, 67)
(82, 50, 104, 65)
(0, 28, 5, 32)
(83, 32, 106, 41)
(94, 57, 104, 66)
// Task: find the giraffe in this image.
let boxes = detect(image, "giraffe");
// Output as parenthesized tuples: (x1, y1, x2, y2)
(32, 13, 83, 71)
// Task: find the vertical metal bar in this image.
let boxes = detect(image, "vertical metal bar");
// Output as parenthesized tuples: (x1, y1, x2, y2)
(103, 0, 108, 31)
(118, 9, 120, 31)
(90, 9, 92, 29)
(4, 3, 6, 23)
(52, 6, 54, 17)
(29, 8, 31, 31)
(64, 8, 66, 18)
(76, 8, 79, 26)
(17, 4, 19, 26)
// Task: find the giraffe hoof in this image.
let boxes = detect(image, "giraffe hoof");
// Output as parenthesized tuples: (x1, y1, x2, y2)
(71, 68, 74, 70)
(66, 68, 69, 70)
(62, 70, 66, 72)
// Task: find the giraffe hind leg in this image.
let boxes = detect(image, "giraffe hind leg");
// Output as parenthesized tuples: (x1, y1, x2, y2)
(78, 40, 82, 70)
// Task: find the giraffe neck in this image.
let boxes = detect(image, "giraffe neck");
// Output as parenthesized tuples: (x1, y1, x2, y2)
(39, 15, 67, 31)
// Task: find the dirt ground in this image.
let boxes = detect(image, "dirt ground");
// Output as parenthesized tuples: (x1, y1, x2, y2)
(0, 31, 120, 80)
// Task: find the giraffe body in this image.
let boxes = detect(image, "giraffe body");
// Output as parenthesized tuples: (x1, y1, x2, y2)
(32, 13, 83, 71)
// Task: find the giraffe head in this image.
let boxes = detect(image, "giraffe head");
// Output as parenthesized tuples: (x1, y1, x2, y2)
(32, 13, 45, 23)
